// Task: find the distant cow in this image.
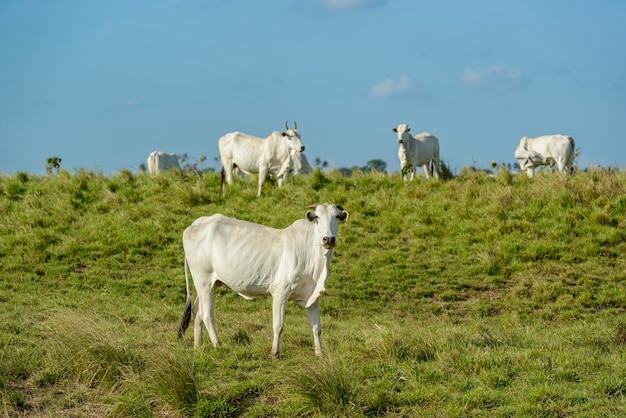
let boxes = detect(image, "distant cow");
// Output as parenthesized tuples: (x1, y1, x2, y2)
(392, 124, 440, 181)
(177, 204, 349, 357)
(290, 151, 313, 175)
(514, 134, 575, 178)
(147, 151, 181, 175)
(219, 122, 305, 196)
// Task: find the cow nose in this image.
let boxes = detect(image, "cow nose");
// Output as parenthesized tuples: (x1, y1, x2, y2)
(323, 236, 336, 248)
(299, 146, 305, 152)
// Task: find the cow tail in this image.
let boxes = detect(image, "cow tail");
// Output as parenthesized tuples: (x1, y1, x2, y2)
(567, 136, 576, 173)
(221, 167, 226, 193)
(177, 258, 193, 339)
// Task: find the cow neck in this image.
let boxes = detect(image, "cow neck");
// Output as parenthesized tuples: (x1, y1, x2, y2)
(287, 220, 330, 277)
(267, 132, 292, 163)
(301, 221, 333, 308)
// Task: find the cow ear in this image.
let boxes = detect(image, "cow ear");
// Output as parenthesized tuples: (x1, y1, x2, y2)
(306, 211, 317, 222)
(338, 210, 349, 222)
(392, 128, 398, 132)
(282, 132, 287, 137)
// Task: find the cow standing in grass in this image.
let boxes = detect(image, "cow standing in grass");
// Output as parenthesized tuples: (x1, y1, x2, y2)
(147, 151, 181, 174)
(178, 204, 349, 358)
(392, 123, 441, 181)
(514, 134, 575, 178)
(219, 122, 305, 196)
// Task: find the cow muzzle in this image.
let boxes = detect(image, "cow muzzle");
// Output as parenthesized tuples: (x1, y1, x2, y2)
(322, 236, 336, 249)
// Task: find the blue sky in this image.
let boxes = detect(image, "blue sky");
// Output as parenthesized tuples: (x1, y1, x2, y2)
(1, 0, 625, 175)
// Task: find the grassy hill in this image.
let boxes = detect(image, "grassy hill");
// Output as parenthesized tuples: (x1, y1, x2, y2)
(1, 168, 625, 417)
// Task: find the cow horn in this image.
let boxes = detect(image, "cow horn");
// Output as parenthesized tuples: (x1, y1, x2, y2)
(293, 121, 297, 130)
(285, 121, 289, 130)
(306, 204, 318, 208)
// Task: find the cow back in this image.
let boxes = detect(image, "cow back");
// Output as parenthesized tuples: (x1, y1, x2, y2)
(406, 132, 439, 166)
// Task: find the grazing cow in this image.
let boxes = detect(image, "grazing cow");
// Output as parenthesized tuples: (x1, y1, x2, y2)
(147, 151, 181, 175)
(514, 134, 575, 178)
(392, 124, 440, 181)
(177, 204, 349, 357)
(290, 151, 313, 175)
(219, 122, 305, 196)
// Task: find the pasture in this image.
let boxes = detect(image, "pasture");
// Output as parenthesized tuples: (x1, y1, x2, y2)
(1, 168, 626, 417)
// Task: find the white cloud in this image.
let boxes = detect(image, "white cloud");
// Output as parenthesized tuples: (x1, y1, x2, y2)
(323, 0, 387, 11)
(459, 65, 527, 92)
(370, 74, 413, 98)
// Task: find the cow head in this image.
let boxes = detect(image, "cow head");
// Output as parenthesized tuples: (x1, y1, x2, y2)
(306, 204, 349, 250)
(392, 123, 412, 144)
(282, 121, 305, 153)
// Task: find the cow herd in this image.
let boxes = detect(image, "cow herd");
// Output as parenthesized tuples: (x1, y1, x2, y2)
(153, 122, 577, 357)
(148, 121, 577, 188)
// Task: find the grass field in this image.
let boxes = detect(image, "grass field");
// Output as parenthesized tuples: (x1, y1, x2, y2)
(1, 167, 626, 417)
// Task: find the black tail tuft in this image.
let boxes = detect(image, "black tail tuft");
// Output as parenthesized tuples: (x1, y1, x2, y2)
(178, 298, 192, 339)
(221, 167, 226, 193)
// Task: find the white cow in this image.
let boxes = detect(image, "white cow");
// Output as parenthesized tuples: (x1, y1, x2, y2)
(514, 134, 575, 178)
(177, 204, 349, 358)
(219, 122, 305, 196)
(290, 151, 313, 175)
(392, 124, 440, 181)
(147, 151, 181, 175)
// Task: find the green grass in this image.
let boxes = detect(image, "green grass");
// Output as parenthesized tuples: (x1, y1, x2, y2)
(1, 167, 626, 416)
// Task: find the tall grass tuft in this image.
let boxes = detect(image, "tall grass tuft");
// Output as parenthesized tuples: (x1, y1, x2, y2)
(358, 324, 438, 363)
(311, 167, 329, 191)
(145, 344, 200, 416)
(614, 322, 626, 346)
(44, 311, 144, 390)
(290, 356, 361, 416)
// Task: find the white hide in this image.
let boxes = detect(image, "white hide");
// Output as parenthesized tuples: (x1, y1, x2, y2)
(392, 124, 441, 181)
(178, 204, 348, 358)
(514, 134, 575, 178)
(219, 122, 305, 196)
(290, 151, 313, 175)
(147, 151, 181, 174)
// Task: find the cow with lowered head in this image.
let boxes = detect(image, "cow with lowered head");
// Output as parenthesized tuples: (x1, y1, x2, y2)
(147, 151, 181, 175)
(514, 134, 575, 178)
(219, 121, 305, 196)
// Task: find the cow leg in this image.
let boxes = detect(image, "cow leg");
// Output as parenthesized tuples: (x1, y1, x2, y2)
(195, 278, 220, 348)
(222, 159, 235, 185)
(526, 167, 535, 179)
(276, 160, 290, 187)
(193, 297, 203, 346)
(433, 157, 441, 179)
(306, 299, 322, 357)
(422, 164, 432, 179)
(257, 165, 267, 196)
(555, 158, 566, 174)
(271, 293, 288, 358)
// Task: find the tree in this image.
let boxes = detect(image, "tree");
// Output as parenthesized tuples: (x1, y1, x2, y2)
(46, 157, 62, 175)
(364, 159, 387, 173)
